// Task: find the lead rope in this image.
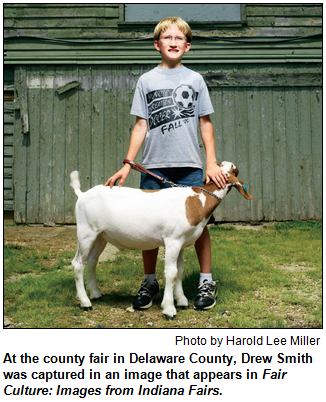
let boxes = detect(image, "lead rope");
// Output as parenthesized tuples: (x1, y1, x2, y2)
(123, 159, 222, 202)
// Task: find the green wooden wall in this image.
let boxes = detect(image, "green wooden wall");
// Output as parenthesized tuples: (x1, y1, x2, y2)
(4, 4, 322, 65)
(4, 4, 322, 222)
(13, 64, 321, 223)
(4, 4, 322, 39)
(4, 69, 15, 211)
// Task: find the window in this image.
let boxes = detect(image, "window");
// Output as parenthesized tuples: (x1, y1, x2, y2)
(124, 4, 244, 23)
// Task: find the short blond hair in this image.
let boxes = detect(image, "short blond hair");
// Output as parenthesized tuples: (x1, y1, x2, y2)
(154, 16, 192, 43)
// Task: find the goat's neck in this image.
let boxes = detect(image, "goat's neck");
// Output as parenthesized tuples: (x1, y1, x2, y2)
(201, 181, 232, 201)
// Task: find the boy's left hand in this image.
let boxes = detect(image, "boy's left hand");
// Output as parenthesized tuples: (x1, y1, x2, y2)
(206, 163, 228, 188)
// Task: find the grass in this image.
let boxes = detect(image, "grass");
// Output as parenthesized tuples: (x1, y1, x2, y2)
(3, 221, 322, 329)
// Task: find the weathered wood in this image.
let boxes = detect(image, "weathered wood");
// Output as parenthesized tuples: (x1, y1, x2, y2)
(56, 80, 81, 94)
(4, 122, 14, 135)
(4, 155, 13, 169)
(6, 2, 322, 223)
(217, 88, 237, 221)
(4, 189, 14, 200)
(25, 66, 40, 222)
(104, 69, 118, 181)
(76, 65, 92, 220)
(260, 89, 275, 221)
(4, 101, 14, 113)
(15, 67, 29, 133)
(275, 17, 322, 27)
(247, 88, 263, 221)
(297, 87, 313, 220)
(284, 88, 300, 220)
(4, 6, 119, 18)
(4, 134, 14, 146)
(52, 67, 67, 223)
(4, 70, 15, 212)
(4, 114, 14, 124)
(246, 5, 322, 17)
(204, 72, 322, 87)
(64, 66, 79, 223)
(4, 26, 322, 38)
(4, 2, 322, 45)
(4, 17, 119, 28)
(4, 41, 322, 64)
(38, 66, 55, 223)
(310, 87, 322, 219)
(13, 104, 27, 222)
(273, 87, 289, 220)
(11, 65, 323, 223)
(4, 91, 14, 101)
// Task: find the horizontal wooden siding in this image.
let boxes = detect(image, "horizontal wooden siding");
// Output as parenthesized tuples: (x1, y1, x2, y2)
(4, 4, 322, 64)
(4, 69, 15, 211)
(4, 4, 322, 38)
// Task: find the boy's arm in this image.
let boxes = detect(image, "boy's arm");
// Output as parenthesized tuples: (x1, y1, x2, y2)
(199, 115, 228, 188)
(104, 117, 147, 188)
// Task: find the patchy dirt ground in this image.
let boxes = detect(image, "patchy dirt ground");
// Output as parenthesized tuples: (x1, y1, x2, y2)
(4, 224, 119, 262)
(4, 221, 276, 262)
(4, 221, 275, 267)
(4, 225, 77, 251)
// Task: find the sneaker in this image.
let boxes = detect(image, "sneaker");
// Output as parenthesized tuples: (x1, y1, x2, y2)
(194, 280, 217, 310)
(132, 279, 160, 310)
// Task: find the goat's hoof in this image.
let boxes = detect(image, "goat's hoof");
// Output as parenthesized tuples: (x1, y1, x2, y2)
(177, 305, 188, 310)
(83, 306, 93, 311)
(164, 314, 175, 321)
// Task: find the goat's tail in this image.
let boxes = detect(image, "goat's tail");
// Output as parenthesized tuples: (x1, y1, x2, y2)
(70, 171, 82, 197)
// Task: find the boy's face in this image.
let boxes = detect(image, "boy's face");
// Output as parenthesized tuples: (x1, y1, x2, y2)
(154, 24, 191, 68)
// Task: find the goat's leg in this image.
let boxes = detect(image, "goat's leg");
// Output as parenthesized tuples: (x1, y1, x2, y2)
(174, 249, 188, 309)
(72, 230, 98, 309)
(72, 250, 91, 309)
(86, 235, 107, 300)
(161, 242, 182, 319)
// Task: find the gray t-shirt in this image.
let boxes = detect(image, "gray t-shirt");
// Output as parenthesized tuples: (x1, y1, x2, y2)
(130, 65, 214, 169)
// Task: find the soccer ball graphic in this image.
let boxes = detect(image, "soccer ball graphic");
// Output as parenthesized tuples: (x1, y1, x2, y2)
(173, 85, 196, 109)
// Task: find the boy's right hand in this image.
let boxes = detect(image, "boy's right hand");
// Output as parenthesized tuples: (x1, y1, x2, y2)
(104, 164, 131, 188)
(104, 117, 147, 188)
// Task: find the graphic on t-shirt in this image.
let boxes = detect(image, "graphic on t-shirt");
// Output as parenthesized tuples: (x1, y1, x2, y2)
(147, 85, 198, 131)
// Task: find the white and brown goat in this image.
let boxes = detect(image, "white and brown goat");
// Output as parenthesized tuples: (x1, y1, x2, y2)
(70, 161, 252, 319)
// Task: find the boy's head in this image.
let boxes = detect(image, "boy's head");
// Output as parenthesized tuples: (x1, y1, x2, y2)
(154, 16, 192, 43)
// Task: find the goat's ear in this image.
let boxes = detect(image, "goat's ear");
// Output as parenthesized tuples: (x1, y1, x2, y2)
(233, 167, 239, 177)
(234, 182, 253, 200)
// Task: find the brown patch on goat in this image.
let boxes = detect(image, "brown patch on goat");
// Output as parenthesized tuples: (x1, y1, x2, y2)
(141, 189, 161, 193)
(185, 188, 219, 226)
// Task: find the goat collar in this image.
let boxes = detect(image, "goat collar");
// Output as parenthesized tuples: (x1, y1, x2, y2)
(168, 181, 221, 202)
(196, 186, 222, 202)
(123, 159, 222, 202)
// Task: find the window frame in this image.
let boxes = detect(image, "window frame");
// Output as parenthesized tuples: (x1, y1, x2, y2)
(118, 4, 247, 28)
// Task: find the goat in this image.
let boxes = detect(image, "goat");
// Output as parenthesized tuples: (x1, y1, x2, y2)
(70, 161, 252, 319)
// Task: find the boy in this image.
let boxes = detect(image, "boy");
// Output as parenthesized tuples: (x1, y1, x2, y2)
(105, 17, 227, 311)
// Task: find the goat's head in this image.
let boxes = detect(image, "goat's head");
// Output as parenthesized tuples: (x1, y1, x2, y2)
(218, 161, 253, 200)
